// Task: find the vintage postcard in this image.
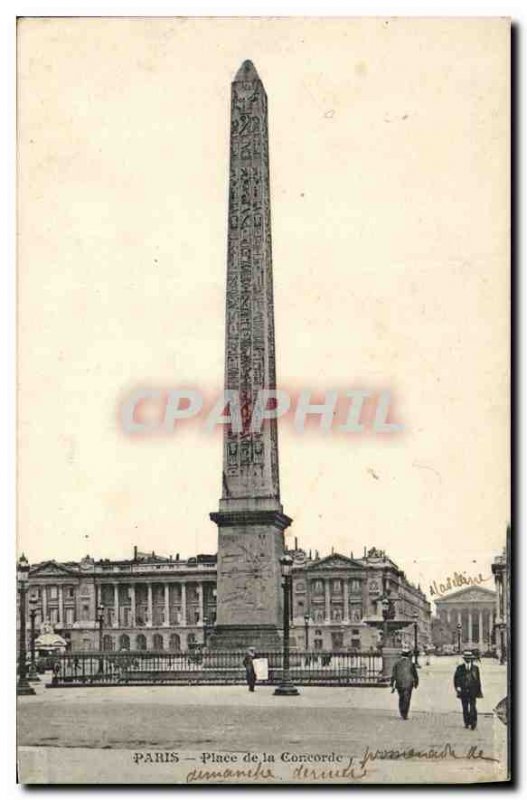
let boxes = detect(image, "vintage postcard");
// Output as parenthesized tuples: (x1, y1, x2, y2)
(16, 16, 510, 784)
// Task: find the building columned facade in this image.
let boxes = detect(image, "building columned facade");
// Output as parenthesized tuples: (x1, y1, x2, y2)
(433, 586, 497, 653)
(290, 547, 431, 652)
(24, 551, 217, 654)
(20, 544, 431, 653)
(491, 534, 510, 663)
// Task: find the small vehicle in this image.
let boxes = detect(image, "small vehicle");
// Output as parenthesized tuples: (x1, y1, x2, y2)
(36, 650, 61, 673)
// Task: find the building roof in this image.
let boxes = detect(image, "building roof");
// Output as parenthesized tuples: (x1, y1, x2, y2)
(304, 553, 364, 571)
(434, 585, 496, 604)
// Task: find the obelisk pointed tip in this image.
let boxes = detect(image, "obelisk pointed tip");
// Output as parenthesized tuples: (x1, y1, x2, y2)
(234, 60, 261, 82)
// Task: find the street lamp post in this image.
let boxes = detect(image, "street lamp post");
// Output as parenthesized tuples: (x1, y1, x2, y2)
(27, 597, 40, 683)
(97, 604, 105, 651)
(380, 596, 390, 648)
(274, 555, 299, 696)
(97, 604, 104, 674)
(203, 616, 211, 648)
(457, 622, 462, 654)
(500, 626, 506, 665)
(17, 555, 35, 696)
(412, 611, 419, 667)
(303, 613, 310, 650)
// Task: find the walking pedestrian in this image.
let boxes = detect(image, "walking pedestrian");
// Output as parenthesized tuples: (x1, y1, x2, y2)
(243, 647, 257, 692)
(454, 650, 483, 730)
(391, 648, 419, 719)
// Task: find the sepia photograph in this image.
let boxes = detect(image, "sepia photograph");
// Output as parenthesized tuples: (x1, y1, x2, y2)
(15, 14, 510, 785)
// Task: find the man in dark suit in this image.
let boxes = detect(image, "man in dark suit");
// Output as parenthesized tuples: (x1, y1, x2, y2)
(243, 647, 257, 692)
(454, 650, 483, 729)
(391, 649, 419, 719)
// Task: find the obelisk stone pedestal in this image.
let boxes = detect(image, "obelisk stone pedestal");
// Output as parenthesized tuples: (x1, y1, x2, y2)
(210, 502, 291, 650)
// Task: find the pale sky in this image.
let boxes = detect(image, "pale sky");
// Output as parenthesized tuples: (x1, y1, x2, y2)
(18, 17, 509, 604)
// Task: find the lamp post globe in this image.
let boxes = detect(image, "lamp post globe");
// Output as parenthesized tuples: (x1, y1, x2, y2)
(274, 554, 299, 696)
(17, 554, 35, 696)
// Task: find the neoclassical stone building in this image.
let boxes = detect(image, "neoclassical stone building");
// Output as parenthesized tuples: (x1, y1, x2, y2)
(26, 551, 217, 653)
(434, 585, 497, 652)
(290, 547, 431, 652)
(21, 543, 431, 653)
(491, 537, 510, 663)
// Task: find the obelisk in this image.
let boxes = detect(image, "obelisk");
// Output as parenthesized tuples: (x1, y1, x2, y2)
(209, 60, 292, 650)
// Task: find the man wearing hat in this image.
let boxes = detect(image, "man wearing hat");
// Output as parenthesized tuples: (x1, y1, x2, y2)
(390, 649, 419, 720)
(454, 650, 483, 729)
(243, 647, 257, 692)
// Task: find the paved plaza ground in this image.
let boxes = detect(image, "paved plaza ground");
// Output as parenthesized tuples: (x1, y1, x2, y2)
(17, 656, 509, 784)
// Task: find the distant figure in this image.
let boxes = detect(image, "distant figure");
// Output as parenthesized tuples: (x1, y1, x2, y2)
(51, 659, 61, 686)
(454, 650, 483, 730)
(391, 648, 419, 720)
(243, 647, 257, 692)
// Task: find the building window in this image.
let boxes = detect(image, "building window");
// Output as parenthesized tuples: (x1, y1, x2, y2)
(313, 580, 323, 594)
(350, 580, 361, 593)
(65, 608, 75, 625)
(49, 586, 58, 600)
(119, 634, 130, 651)
(136, 634, 147, 651)
(66, 587, 75, 599)
(315, 629, 322, 637)
(332, 579, 342, 594)
(81, 604, 90, 621)
(331, 632, 344, 650)
(50, 608, 59, 624)
(169, 633, 181, 652)
(313, 609, 324, 623)
(102, 635, 114, 652)
(351, 638, 361, 649)
(153, 633, 164, 651)
(331, 608, 343, 622)
(314, 639, 323, 651)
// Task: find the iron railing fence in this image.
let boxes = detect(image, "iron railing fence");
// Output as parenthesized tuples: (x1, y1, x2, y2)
(47, 650, 384, 687)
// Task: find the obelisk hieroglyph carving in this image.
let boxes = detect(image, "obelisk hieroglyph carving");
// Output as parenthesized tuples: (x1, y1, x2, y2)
(209, 60, 292, 650)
